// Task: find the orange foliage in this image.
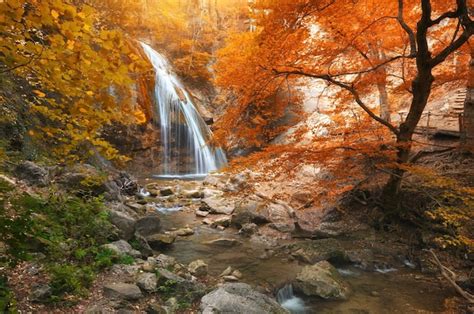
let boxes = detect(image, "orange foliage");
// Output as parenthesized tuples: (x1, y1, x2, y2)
(214, 0, 471, 151)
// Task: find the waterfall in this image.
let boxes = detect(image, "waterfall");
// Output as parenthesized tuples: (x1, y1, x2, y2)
(277, 284, 306, 314)
(140, 42, 227, 178)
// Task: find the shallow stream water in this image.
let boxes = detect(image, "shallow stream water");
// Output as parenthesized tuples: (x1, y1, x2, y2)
(154, 207, 454, 313)
(136, 176, 456, 313)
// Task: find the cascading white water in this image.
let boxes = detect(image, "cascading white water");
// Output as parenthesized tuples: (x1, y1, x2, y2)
(140, 42, 227, 178)
(277, 284, 306, 314)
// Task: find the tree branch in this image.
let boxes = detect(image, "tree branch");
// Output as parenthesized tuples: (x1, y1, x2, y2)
(397, 0, 417, 57)
(428, 249, 474, 304)
(272, 68, 399, 134)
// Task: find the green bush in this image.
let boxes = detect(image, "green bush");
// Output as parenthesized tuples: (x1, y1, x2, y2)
(0, 276, 16, 313)
(49, 264, 95, 297)
(0, 184, 116, 301)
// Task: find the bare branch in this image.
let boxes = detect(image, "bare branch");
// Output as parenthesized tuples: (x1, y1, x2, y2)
(431, 27, 473, 66)
(272, 68, 399, 134)
(397, 0, 417, 57)
(428, 249, 474, 304)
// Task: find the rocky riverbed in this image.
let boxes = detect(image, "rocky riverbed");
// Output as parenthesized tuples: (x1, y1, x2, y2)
(2, 162, 467, 313)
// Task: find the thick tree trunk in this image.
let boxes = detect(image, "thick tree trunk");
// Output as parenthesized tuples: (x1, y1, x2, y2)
(462, 55, 474, 151)
(382, 68, 434, 212)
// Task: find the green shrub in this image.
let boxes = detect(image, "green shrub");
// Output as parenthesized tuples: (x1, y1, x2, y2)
(0, 276, 17, 313)
(49, 264, 95, 297)
(0, 188, 116, 301)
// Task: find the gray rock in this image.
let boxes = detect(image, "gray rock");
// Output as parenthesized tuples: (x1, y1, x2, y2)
(146, 233, 176, 249)
(183, 189, 204, 199)
(155, 254, 177, 269)
(200, 197, 235, 215)
(30, 284, 52, 302)
(195, 209, 210, 217)
(173, 227, 194, 236)
(126, 202, 146, 213)
(239, 223, 258, 237)
(200, 283, 289, 314)
(188, 259, 208, 277)
(223, 275, 239, 282)
(135, 214, 161, 237)
(109, 209, 136, 241)
(269, 222, 295, 233)
(289, 238, 348, 264)
(232, 270, 243, 279)
(133, 232, 153, 257)
(157, 268, 186, 283)
(103, 283, 143, 300)
(57, 164, 103, 191)
(204, 238, 242, 247)
(15, 161, 49, 186)
(160, 187, 174, 196)
(210, 216, 231, 228)
(232, 199, 269, 227)
(137, 273, 158, 292)
(294, 261, 351, 300)
(142, 258, 157, 272)
(103, 180, 123, 202)
(146, 303, 167, 314)
(102, 240, 141, 258)
(165, 297, 179, 313)
(219, 266, 233, 277)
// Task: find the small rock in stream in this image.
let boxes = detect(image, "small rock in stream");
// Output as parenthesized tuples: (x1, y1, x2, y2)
(232, 270, 243, 279)
(294, 261, 351, 300)
(160, 187, 174, 196)
(204, 238, 242, 247)
(188, 259, 208, 277)
(174, 227, 194, 236)
(146, 233, 176, 249)
(223, 275, 239, 282)
(196, 209, 209, 217)
(219, 266, 233, 277)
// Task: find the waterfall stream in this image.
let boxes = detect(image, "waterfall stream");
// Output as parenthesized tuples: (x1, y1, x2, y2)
(140, 42, 227, 178)
(277, 284, 306, 314)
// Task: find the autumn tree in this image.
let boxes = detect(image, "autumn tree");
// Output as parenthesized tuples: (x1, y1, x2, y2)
(0, 0, 147, 162)
(215, 0, 473, 211)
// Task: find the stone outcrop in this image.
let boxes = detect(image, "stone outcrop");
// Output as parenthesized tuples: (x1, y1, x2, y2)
(200, 283, 289, 314)
(294, 261, 351, 300)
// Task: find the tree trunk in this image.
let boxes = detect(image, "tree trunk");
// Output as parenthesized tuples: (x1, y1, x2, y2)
(377, 77, 391, 123)
(462, 52, 474, 151)
(382, 67, 435, 212)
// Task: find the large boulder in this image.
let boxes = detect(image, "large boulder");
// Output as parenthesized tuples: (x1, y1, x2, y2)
(294, 261, 351, 300)
(292, 207, 367, 239)
(137, 272, 158, 293)
(57, 164, 105, 192)
(200, 283, 289, 314)
(231, 199, 269, 228)
(108, 207, 137, 241)
(146, 233, 176, 249)
(288, 238, 348, 264)
(15, 161, 49, 186)
(103, 283, 143, 300)
(266, 203, 295, 233)
(102, 240, 141, 258)
(135, 214, 161, 237)
(200, 197, 235, 215)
